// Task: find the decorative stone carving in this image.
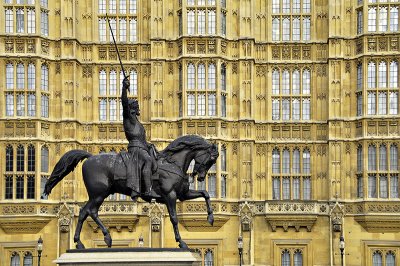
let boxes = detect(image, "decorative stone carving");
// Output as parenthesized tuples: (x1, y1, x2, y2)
(330, 202, 344, 232)
(265, 215, 317, 232)
(57, 203, 73, 233)
(148, 202, 164, 232)
(239, 202, 254, 232)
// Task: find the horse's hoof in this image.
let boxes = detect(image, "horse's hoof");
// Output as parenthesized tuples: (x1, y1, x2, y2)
(76, 242, 85, 249)
(207, 214, 214, 226)
(104, 234, 112, 248)
(179, 241, 189, 249)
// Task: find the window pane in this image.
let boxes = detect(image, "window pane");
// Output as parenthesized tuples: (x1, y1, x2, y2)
(273, 178, 280, 200)
(293, 178, 300, 200)
(16, 175, 24, 199)
(129, 19, 137, 42)
(208, 93, 216, 116)
(369, 145, 377, 170)
(17, 9, 25, 33)
(368, 174, 377, 198)
(379, 145, 387, 170)
(41, 65, 49, 91)
(6, 63, 14, 89)
(303, 149, 311, 174)
(369, 8, 377, 32)
(198, 93, 205, 116)
(303, 177, 311, 200)
(282, 149, 290, 173)
(272, 149, 280, 174)
(368, 92, 376, 115)
(282, 250, 290, 266)
(6, 146, 14, 172)
(28, 145, 35, 171)
(294, 251, 303, 266)
(380, 174, 388, 198)
(5, 175, 13, 199)
(390, 145, 398, 171)
(27, 175, 35, 199)
(293, 149, 300, 173)
(187, 93, 195, 116)
(208, 174, 216, 198)
(198, 64, 205, 89)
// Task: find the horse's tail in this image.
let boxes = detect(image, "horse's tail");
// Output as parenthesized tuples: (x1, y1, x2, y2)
(44, 150, 92, 196)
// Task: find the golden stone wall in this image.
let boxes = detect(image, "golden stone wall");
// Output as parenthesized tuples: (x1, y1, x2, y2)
(1, 0, 400, 265)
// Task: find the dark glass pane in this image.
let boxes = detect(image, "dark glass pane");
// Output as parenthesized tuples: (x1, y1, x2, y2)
(6, 146, 13, 171)
(27, 175, 35, 199)
(16, 175, 24, 199)
(17, 145, 24, 171)
(5, 175, 13, 199)
(28, 145, 35, 171)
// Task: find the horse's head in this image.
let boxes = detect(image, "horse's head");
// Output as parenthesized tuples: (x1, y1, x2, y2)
(192, 143, 219, 182)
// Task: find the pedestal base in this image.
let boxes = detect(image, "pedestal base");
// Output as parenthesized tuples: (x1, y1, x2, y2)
(54, 248, 201, 266)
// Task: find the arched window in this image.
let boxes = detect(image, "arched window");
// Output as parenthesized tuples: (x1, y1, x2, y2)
(390, 7, 398, 32)
(272, 69, 280, 94)
(302, 98, 310, 120)
(292, 99, 300, 120)
(282, 70, 290, 94)
(208, 64, 216, 90)
(17, 145, 24, 172)
(272, 18, 280, 41)
(379, 145, 387, 171)
(23, 252, 33, 266)
(281, 250, 290, 266)
(41, 64, 49, 91)
(17, 63, 25, 89)
(272, 148, 280, 174)
(292, 148, 300, 174)
(292, 70, 300, 94)
(368, 7, 377, 32)
(390, 61, 398, 88)
(130, 69, 138, 96)
(187, 64, 195, 90)
(27, 175, 35, 199)
(292, 17, 300, 41)
(357, 145, 363, 172)
(372, 251, 382, 266)
(368, 145, 377, 171)
(198, 64, 205, 90)
(386, 251, 396, 266)
(282, 149, 290, 174)
(41, 146, 49, 173)
(27, 63, 35, 90)
(390, 145, 398, 171)
(109, 70, 117, 95)
(294, 250, 303, 266)
(6, 145, 13, 172)
(221, 64, 226, 91)
(187, 10, 195, 35)
(16, 175, 24, 199)
(99, 70, 107, 95)
(368, 62, 376, 88)
(28, 145, 35, 172)
(357, 64, 363, 90)
(302, 17, 311, 41)
(303, 149, 311, 174)
(187, 93, 195, 116)
(221, 146, 226, 171)
(11, 252, 20, 266)
(302, 69, 311, 94)
(378, 61, 387, 88)
(6, 63, 14, 89)
(282, 99, 290, 120)
(379, 7, 388, 32)
(204, 250, 213, 266)
(282, 18, 290, 41)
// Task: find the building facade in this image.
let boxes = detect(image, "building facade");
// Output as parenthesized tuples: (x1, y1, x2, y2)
(1, 0, 400, 265)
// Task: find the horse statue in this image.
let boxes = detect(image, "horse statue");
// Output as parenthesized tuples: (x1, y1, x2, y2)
(44, 135, 218, 249)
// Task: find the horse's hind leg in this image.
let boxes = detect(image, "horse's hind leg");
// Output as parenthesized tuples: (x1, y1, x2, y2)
(88, 196, 112, 248)
(165, 190, 188, 249)
(74, 200, 94, 249)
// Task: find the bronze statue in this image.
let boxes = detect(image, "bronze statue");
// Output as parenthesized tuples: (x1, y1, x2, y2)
(44, 134, 218, 249)
(121, 77, 158, 198)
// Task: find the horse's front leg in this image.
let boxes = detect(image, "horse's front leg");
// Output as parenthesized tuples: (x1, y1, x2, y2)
(165, 190, 188, 249)
(180, 189, 214, 226)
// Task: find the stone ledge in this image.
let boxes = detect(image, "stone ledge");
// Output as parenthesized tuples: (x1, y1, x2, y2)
(55, 248, 201, 266)
(178, 214, 229, 232)
(0, 216, 51, 234)
(86, 215, 139, 232)
(265, 215, 318, 232)
(354, 215, 400, 232)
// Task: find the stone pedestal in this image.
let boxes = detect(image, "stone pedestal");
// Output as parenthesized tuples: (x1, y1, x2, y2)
(54, 248, 201, 266)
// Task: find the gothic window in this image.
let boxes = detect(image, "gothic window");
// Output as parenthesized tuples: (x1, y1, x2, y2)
(16, 175, 24, 199)
(271, 0, 311, 42)
(390, 145, 398, 170)
(11, 253, 20, 266)
(368, 92, 376, 115)
(41, 10, 49, 36)
(272, 148, 312, 200)
(282, 250, 290, 266)
(17, 63, 25, 89)
(379, 7, 388, 31)
(5, 8, 13, 33)
(390, 7, 398, 31)
(294, 250, 303, 266)
(6, 63, 14, 89)
(109, 70, 117, 95)
(17, 145, 24, 172)
(369, 145, 377, 171)
(17, 94, 25, 116)
(98, 0, 137, 42)
(357, 64, 363, 90)
(16, 9, 24, 33)
(27, 9, 35, 33)
(24, 252, 33, 266)
(373, 251, 382, 266)
(358, 145, 363, 172)
(221, 64, 226, 91)
(6, 93, 14, 116)
(6, 146, 14, 172)
(41, 65, 48, 91)
(130, 69, 138, 95)
(379, 62, 387, 88)
(358, 10, 363, 34)
(99, 70, 107, 95)
(272, 68, 311, 121)
(99, 99, 107, 121)
(221, 11, 226, 35)
(27, 175, 35, 199)
(389, 61, 398, 88)
(208, 173, 216, 197)
(41, 95, 49, 117)
(208, 10, 216, 34)
(185, 63, 218, 116)
(27, 145, 35, 172)
(369, 7, 377, 31)
(41, 146, 49, 173)
(386, 252, 396, 266)
(27, 63, 35, 90)
(357, 94, 363, 116)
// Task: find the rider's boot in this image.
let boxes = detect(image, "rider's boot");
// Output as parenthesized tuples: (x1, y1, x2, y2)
(143, 177, 159, 198)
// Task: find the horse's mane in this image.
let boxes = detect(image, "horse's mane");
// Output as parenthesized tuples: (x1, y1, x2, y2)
(159, 135, 211, 160)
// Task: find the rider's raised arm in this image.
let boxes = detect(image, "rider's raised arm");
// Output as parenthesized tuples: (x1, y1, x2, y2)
(121, 77, 130, 118)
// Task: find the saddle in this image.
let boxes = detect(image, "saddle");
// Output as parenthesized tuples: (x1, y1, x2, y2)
(113, 151, 160, 193)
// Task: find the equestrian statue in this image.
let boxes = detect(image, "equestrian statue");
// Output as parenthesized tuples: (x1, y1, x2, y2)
(43, 77, 219, 249)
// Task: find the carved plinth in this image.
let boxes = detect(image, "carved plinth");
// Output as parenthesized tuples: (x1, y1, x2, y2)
(54, 248, 201, 266)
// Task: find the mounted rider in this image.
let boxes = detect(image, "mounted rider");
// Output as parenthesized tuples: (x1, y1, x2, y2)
(121, 77, 158, 198)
